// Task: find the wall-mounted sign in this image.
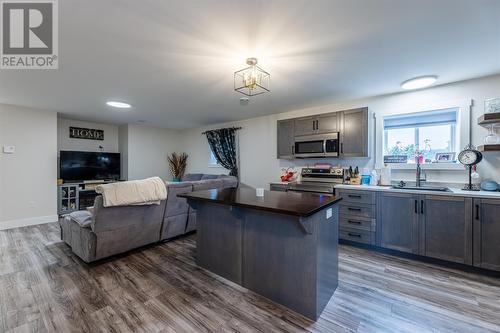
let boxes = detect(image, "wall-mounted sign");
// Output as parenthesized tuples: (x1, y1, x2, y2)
(69, 127, 104, 140)
(383, 155, 408, 163)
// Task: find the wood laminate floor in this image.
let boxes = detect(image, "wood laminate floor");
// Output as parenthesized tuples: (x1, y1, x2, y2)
(1, 223, 500, 333)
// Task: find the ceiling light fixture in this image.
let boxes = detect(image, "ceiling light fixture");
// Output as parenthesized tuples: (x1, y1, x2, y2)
(106, 101, 131, 109)
(401, 76, 438, 90)
(234, 57, 270, 96)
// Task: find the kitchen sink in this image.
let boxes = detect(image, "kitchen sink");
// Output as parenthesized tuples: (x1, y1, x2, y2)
(392, 185, 451, 192)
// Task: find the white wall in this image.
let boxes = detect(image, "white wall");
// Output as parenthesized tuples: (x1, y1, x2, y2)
(181, 74, 500, 188)
(57, 118, 119, 153)
(118, 124, 129, 180)
(124, 124, 182, 180)
(0, 104, 58, 229)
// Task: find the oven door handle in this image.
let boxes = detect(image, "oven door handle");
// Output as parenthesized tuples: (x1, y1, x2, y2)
(288, 188, 333, 194)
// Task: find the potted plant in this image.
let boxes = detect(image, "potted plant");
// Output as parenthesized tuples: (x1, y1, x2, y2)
(168, 152, 188, 182)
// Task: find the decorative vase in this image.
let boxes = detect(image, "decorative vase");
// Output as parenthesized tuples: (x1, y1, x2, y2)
(172, 177, 181, 182)
(483, 124, 499, 144)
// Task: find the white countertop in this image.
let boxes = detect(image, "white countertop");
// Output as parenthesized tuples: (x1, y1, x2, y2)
(334, 184, 500, 199)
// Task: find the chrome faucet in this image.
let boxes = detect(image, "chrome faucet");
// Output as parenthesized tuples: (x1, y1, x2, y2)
(416, 162, 422, 187)
(415, 157, 426, 187)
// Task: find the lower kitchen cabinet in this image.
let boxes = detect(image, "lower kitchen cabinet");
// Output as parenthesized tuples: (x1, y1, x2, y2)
(378, 193, 474, 263)
(377, 192, 419, 254)
(420, 195, 473, 265)
(337, 189, 376, 245)
(473, 198, 500, 271)
(339, 187, 500, 272)
(339, 228, 375, 245)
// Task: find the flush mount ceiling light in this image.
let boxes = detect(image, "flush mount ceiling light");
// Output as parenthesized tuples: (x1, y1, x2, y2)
(401, 76, 438, 90)
(106, 101, 131, 109)
(234, 57, 270, 96)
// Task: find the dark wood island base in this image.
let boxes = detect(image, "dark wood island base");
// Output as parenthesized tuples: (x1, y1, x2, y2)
(179, 187, 342, 320)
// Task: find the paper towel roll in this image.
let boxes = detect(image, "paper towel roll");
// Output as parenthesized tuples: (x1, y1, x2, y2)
(380, 167, 391, 186)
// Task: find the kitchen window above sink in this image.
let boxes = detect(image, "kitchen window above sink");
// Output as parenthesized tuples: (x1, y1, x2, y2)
(383, 107, 459, 165)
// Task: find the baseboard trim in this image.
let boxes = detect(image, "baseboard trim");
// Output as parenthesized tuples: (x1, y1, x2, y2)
(0, 215, 58, 231)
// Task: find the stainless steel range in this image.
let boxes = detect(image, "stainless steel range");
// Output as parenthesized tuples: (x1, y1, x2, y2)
(288, 167, 344, 194)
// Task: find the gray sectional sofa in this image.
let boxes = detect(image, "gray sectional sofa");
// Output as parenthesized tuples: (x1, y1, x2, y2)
(60, 174, 237, 263)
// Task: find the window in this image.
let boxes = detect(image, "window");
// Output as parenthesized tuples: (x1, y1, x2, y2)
(383, 108, 458, 164)
(209, 150, 220, 166)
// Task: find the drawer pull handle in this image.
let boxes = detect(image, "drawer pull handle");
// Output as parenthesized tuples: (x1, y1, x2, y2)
(348, 220, 362, 225)
(348, 195, 362, 199)
(348, 208, 362, 211)
(348, 233, 362, 238)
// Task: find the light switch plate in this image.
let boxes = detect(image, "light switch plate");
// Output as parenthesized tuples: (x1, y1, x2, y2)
(3, 145, 15, 154)
(326, 208, 332, 219)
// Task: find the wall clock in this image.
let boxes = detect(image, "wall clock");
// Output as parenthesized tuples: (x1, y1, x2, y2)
(458, 145, 483, 191)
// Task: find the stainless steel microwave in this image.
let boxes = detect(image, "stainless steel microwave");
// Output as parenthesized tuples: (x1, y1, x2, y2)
(294, 133, 339, 158)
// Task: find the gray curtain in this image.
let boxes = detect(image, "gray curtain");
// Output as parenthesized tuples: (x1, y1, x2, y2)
(205, 128, 238, 177)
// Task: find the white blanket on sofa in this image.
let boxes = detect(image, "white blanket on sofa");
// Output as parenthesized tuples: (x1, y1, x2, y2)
(95, 177, 167, 207)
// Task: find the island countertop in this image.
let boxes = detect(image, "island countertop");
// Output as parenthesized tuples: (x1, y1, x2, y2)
(179, 187, 342, 217)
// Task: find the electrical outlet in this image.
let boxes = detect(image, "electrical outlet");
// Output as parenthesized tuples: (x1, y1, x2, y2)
(28, 201, 36, 208)
(326, 208, 332, 219)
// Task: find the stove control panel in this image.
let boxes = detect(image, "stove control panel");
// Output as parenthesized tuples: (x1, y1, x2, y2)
(301, 168, 344, 182)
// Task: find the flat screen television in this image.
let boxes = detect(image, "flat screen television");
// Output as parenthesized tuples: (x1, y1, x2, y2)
(60, 151, 121, 182)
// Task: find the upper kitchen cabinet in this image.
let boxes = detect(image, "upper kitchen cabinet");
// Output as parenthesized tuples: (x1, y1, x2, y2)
(277, 107, 369, 159)
(317, 113, 340, 134)
(473, 198, 500, 272)
(294, 116, 317, 136)
(294, 112, 340, 136)
(277, 119, 295, 159)
(340, 107, 368, 157)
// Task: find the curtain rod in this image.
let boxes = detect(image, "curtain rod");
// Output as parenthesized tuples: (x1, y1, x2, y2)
(201, 126, 242, 135)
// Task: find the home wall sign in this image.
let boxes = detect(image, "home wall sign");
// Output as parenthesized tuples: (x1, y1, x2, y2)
(69, 127, 104, 140)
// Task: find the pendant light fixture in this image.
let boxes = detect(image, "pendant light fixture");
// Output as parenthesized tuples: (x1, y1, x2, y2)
(234, 57, 270, 96)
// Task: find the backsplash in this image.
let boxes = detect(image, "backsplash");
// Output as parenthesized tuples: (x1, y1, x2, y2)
(278, 158, 485, 187)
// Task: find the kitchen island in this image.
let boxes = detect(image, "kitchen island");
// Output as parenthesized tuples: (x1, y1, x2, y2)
(179, 187, 342, 320)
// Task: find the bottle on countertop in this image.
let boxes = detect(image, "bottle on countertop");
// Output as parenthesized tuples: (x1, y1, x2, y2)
(471, 165, 481, 185)
(361, 168, 371, 185)
(370, 169, 379, 186)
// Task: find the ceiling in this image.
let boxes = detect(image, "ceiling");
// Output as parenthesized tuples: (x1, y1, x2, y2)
(1, 0, 499, 129)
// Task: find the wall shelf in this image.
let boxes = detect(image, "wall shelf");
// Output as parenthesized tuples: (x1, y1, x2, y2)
(478, 112, 500, 127)
(477, 144, 500, 152)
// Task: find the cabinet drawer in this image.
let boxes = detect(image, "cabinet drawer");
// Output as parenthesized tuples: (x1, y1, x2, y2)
(339, 215, 375, 231)
(340, 228, 375, 245)
(339, 203, 375, 219)
(338, 190, 376, 205)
